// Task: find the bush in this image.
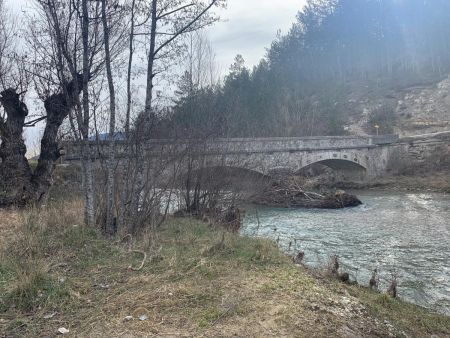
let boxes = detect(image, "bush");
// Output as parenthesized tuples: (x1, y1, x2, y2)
(367, 104, 397, 134)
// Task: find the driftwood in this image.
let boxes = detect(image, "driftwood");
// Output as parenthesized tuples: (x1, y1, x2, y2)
(128, 250, 147, 271)
(251, 179, 362, 209)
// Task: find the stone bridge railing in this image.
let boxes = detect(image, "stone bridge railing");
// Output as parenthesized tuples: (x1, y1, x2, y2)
(62, 134, 400, 161)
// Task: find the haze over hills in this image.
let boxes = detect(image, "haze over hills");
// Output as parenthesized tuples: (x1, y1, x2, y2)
(169, 0, 450, 139)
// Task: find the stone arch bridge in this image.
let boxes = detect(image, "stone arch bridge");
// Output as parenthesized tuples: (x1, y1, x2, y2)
(62, 132, 450, 181)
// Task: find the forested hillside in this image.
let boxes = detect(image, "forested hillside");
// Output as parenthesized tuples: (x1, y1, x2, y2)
(170, 0, 450, 138)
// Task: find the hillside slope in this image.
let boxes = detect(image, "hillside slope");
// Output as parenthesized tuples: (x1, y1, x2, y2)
(343, 76, 450, 137)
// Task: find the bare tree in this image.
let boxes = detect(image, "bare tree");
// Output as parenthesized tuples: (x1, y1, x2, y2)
(0, 0, 86, 207)
(81, 0, 96, 226)
(33, 0, 127, 226)
(101, 0, 118, 234)
(142, 0, 225, 118)
(0, 3, 84, 207)
(114, 0, 225, 233)
(0, 0, 227, 238)
(171, 33, 246, 222)
(30, 0, 102, 225)
(0, 0, 15, 90)
(125, 0, 137, 136)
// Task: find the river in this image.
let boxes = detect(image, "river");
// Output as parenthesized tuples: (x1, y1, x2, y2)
(241, 191, 450, 314)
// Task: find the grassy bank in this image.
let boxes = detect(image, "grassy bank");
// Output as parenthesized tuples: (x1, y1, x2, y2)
(1, 201, 449, 337)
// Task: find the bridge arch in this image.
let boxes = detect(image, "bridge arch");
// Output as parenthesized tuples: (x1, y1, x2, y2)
(298, 158, 367, 172)
(296, 151, 368, 170)
(180, 165, 271, 191)
(294, 152, 368, 181)
(215, 150, 371, 180)
(187, 165, 269, 180)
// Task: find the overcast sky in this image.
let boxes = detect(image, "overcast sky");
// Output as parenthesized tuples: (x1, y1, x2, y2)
(5, 0, 306, 152)
(8, 0, 305, 71)
(207, 0, 305, 71)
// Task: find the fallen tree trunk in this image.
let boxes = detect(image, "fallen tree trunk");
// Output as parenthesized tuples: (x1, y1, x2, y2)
(0, 75, 82, 207)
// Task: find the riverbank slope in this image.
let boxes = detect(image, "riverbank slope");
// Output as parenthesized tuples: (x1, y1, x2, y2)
(354, 171, 450, 193)
(299, 170, 450, 194)
(1, 201, 449, 337)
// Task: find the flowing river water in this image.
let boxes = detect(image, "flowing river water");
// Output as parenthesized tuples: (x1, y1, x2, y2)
(241, 191, 450, 314)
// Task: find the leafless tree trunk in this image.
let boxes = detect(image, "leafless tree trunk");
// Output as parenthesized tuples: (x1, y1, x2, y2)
(144, 0, 158, 117)
(143, 0, 223, 117)
(0, 77, 83, 207)
(81, 0, 95, 226)
(117, 0, 136, 232)
(0, 90, 32, 207)
(125, 0, 136, 136)
(124, 0, 223, 231)
(101, 0, 117, 235)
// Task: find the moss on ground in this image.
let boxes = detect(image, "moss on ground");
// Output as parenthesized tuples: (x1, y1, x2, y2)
(0, 202, 449, 337)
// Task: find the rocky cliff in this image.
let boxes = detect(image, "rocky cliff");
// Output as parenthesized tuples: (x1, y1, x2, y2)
(344, 76, 450, 137)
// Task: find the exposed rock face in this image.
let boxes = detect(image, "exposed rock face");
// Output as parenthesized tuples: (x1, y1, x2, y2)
(345, 75, 450, 136)
(398, 77, 450, 134)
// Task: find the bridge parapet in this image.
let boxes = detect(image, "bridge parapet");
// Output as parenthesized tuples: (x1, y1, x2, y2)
(59, 132, 450, 181)
(370, 134, 399, 145)
(199, 134, 399, 153)
(62, 134, 400, 161)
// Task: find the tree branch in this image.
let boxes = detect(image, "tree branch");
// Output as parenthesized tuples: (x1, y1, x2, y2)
(157, 3, 195, 20)
(0, 114, 5, 135)
(153, 0, 219, 57)
(24, 116, 47, 127)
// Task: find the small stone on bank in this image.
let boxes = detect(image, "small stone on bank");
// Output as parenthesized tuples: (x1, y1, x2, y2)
(57, 327, 70, 334)
(43, 312, 57, 319)
(139, 315, 148, 321)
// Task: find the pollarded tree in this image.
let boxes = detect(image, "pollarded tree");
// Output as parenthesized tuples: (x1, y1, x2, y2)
(0, 0, 110, 208)
(0, 0, 85, 207)
(0, 60, 83, 208)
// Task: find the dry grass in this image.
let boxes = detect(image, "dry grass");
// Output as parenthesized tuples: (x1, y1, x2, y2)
(1, 201, 449, 337)
(0, 209, 22, 248)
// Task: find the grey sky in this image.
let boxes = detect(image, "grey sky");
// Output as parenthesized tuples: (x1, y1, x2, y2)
(8, 0, 305, 71)
(207, 0, 305, 71)
(5, 0, 306, 152)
